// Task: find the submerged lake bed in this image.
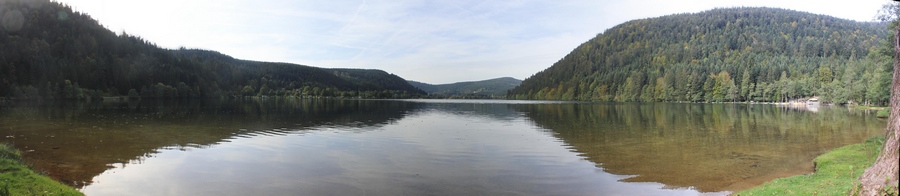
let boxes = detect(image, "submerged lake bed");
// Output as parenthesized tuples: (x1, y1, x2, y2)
(0, 99, 885, 195)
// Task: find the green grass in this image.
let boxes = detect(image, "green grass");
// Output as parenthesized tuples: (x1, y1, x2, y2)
(0, 143, 83, 196)
(876, 110, 889, 118)
(734, 137, 884, 196)
(850, 105, 889, 110)
(847, 106, 888, 118)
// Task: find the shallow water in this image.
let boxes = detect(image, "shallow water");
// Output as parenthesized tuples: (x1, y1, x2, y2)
(0, 99, 884, 195)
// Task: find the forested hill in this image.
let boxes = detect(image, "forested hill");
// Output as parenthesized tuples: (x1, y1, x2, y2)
(0, 0, 424, 99)
(508, 7, 892, 105)
(409, 77, 522, 98)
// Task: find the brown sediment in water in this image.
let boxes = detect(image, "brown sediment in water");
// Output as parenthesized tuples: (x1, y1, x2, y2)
(516, 103, 884, 193)
(9, 123, 233, 187)
(575, 141, 825, 192)
(721, 161, 812, 192)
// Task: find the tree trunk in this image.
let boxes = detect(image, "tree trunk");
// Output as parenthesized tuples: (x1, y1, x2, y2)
(857, 20, 900, 196)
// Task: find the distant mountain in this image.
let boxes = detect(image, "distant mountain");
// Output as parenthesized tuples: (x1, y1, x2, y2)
(0, 0, 424, 99)
(409, 77, 522, 98)
(508, 7, 890, 105)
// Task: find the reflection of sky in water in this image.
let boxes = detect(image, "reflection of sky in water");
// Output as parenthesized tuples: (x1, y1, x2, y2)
(82, 109, 723, 196)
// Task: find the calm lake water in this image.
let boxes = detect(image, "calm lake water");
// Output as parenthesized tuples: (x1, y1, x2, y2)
(0, 99, 885, 195)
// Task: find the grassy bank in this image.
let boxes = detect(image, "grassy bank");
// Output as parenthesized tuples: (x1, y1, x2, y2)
(845, 105, 890, 118)
(0, 143, 83, 196)
(850, 105, 889, 110)
(734, 137, 884, 195)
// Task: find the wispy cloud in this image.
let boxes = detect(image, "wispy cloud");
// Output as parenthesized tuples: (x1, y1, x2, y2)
(287, 0, 604, 83)
(56, 0, 888, 84)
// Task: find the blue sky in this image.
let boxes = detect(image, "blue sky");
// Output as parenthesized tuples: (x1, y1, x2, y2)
(55, 0, 890, 84)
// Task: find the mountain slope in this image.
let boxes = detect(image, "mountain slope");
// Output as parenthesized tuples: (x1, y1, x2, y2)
(0, 0, 423, 99)
(330, 68, 424, 94)
(509, 7, 890, 104)
(409, 77, 522, 97)
(407, 81, 439, 93)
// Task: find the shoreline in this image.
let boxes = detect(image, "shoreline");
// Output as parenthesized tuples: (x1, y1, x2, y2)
(0, 143, 83, 196)
(733, 137, 884, 195)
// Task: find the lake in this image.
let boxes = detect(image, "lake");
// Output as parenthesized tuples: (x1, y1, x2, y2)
(0, 99, 885, 195)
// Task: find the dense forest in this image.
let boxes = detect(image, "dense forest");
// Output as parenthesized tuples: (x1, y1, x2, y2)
(0, 0, 425, 100)
(509, 7, 892, 106)
(408, 77, 522, 99)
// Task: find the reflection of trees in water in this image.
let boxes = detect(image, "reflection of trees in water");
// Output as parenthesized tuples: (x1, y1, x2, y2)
(2, 100, 878, 191)
(774, 103, 822, 113)
(406, 102, 524, 121)
(0, 98, 420, 188)
(512, 103, 885, 192)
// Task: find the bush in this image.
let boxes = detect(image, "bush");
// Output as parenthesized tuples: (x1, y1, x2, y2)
(876, 110, 889, 118)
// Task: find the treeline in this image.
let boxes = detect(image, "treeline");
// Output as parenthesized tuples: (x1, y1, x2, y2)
(508, 7, 892, 106)
(408, 77, 522, 98)
(0, 0, 424, 100)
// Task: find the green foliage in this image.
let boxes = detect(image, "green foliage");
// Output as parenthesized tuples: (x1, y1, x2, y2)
(1, 184, 9, 196)
(876, 109, 889, 118)
(409, 77, 522, 98)
(509, 7, 892, 105)
(0, 143, 83, 196)
(331, 69, 420, 92)
(735, 137, 884, 196)
(0, 0, 424, 100)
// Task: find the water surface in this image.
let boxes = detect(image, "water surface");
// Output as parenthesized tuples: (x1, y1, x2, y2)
(0, 99, 884, 195)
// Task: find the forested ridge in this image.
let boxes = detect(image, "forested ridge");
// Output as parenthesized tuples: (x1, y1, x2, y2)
(409, 77, 522, 98)
(509, 7, 892, 105)
(0, 0, 425, 100)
